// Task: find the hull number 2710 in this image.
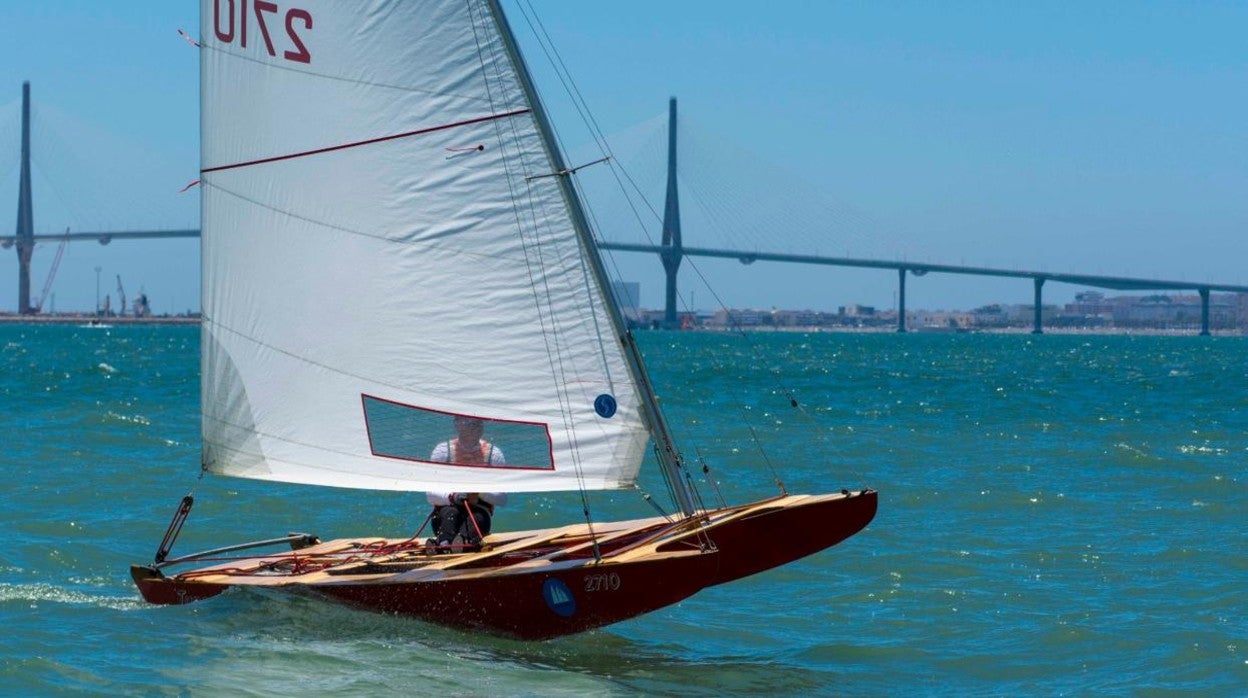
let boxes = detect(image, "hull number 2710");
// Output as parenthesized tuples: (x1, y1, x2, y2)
(583, 572, 621, 592)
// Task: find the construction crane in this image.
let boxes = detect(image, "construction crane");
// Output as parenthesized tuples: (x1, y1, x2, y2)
(34, 229, 70, 314)
(116, 275, 127, 318)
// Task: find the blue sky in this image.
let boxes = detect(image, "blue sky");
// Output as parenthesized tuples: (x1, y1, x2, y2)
(1, 1, 1245, 314)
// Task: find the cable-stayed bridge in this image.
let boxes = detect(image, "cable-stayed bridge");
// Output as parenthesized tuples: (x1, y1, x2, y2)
(5, 83, 1247, 333)
(1, 82, 198, 315)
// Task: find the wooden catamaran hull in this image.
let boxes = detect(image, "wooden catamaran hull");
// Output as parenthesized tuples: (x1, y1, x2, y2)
(131, 490, 876, 639)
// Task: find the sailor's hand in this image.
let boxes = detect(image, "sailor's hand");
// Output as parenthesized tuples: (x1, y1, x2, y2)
(450, 492, 469, 505)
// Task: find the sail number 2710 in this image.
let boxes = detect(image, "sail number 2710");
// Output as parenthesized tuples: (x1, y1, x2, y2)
(583, 572, 622, 592)
(213, 0, 312, 64)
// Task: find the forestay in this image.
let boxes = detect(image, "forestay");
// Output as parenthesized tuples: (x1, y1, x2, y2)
(199, 0, 649, 492)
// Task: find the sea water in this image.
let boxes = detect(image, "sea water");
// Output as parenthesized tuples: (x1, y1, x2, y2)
(0, 324, 1244, 695)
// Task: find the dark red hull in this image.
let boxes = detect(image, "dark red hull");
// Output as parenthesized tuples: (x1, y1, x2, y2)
(131, 491, 876, 639)
(131, 566, 229, 606)
(695, 490, 878, 586)
(307, 551, 718, 639)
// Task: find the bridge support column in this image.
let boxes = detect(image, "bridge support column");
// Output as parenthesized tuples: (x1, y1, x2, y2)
(15, 82, 34, 315)
(1031, 277, 1045, 335)
(897, 268, 907, 333)
(660, 97, 683, 329)
(1199, 288, 1210, 336)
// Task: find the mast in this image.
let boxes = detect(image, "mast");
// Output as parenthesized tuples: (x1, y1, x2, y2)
(485, 0, 697, 517)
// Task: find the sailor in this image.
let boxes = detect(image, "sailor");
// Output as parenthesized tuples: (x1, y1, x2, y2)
(425, 416, 508, 552)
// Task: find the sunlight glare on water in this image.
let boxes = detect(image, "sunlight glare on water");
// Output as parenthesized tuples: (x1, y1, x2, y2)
(0, 325, 1244, 694)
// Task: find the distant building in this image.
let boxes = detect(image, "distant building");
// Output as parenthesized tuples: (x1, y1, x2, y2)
(134, 292, 151, 317)
(839, 304, 875, 317)
(1055, 290, 1243, 330)
(773, 310, 827, 327)
(1067, 291, 1113, 315)
(622, 288, 1248, 333)
(970, 304, 1009, 328)
(913, 310, 973, 330)
(711, 308, 766, 326)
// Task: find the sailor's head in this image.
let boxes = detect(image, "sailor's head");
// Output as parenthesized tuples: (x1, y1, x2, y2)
(453, 416, 485, 439)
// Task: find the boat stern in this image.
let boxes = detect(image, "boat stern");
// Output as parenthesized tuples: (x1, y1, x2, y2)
(130, 564, 227, 605)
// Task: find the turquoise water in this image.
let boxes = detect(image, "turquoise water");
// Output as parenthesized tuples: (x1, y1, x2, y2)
(1, 325, 1245, 695)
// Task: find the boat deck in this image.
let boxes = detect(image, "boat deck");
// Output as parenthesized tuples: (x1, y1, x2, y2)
(131, 491, 877, 639)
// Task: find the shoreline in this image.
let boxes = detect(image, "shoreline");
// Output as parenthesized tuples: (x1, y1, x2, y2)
(0, 313, 1236, 336)
(0, 314, 198, 326)
(684, 324, 1242, 336)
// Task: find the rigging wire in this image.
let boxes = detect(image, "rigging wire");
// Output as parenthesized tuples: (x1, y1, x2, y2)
(513, 0, 707, 524)
(513, 0, 668, 287)
(29, 103, 197, 233)
(513, 3, 771, 492)
(674, 123, 904, 258)
(515, 2, 615, 161)
(744, 424, 787, 496)
(472, 0, 604, 557)
(693, 447, 728, 510)
(0, 99, 18, 173)
(513, 1, 872, 494)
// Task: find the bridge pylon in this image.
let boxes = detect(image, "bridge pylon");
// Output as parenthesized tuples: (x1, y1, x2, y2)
(660, 97, 683, 329)
(15, 82, 34, 314)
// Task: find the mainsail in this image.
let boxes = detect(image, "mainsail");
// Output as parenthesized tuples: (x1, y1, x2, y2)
(199, 0, 649, 492)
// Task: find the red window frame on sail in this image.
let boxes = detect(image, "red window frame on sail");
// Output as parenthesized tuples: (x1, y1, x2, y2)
(360, 394, 556, 472)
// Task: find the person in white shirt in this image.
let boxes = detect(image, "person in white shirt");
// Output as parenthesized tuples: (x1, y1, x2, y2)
(425, 416, 508, 552)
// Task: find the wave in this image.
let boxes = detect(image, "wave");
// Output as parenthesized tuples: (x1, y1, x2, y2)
(0, 582, 145, 612)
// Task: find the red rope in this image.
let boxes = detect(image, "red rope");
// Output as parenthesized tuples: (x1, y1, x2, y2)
(202, 109, 529, 174)
(463, 499, 486, 543)
(167, 510, 441, 579)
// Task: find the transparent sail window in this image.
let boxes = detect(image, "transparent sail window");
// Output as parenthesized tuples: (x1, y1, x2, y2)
(362, 395, 554, 471)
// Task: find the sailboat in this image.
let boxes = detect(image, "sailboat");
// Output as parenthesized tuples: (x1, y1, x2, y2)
(131, 0, 877, 640)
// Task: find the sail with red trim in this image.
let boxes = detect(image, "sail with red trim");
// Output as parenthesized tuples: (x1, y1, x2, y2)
(199, 0, 649, 492)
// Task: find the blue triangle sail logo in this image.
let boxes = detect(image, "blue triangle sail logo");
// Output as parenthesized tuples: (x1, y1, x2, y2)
(542, 577, 576, 617)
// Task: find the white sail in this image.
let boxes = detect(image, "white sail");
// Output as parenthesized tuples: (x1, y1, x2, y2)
(199, 0, 649, 492)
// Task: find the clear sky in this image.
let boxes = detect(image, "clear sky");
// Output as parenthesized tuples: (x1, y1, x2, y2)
(1, 1, 1245, 314)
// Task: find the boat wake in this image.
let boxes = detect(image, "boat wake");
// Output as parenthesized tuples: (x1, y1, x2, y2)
(0, 581, 145, 612)
(166, 588, 833, 694)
